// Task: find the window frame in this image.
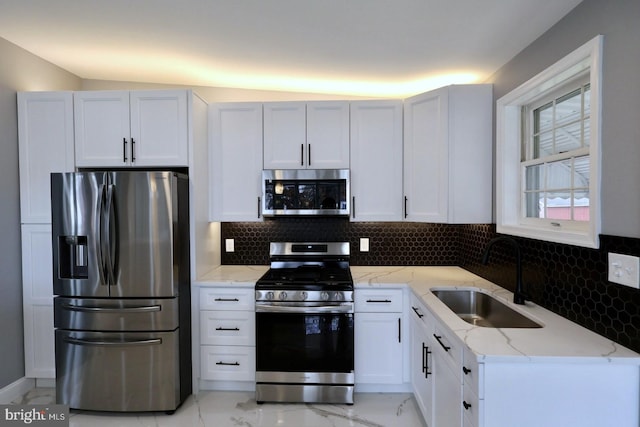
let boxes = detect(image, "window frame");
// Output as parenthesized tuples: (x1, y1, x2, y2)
(496, 35, 603, 248)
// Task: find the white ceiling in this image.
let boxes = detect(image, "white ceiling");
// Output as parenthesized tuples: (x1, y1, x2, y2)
(0, 0, 583, 97)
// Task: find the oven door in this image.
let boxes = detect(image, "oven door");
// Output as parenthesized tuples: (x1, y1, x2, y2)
(255, 303, 354, 376)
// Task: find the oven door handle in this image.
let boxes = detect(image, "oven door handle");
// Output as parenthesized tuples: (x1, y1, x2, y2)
(256, 303, 354, 314)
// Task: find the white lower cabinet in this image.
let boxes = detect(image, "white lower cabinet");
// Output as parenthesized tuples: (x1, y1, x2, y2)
(411, 289, 640, 427)
(410, 300, 434, 423)
(432, 344, 462, 427)
(200, 345, 255, 382)
(21, 224, 55, 379)
(199, 287, 255, 387)
(354, 289, 405, 387)
(410, 292, 467, 427)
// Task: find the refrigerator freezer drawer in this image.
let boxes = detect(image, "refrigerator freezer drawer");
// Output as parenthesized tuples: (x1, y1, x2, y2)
(54, 297, 179, 331)
(55, 330, 181, 412)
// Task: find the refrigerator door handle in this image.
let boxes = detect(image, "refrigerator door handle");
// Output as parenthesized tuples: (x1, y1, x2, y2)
(103, 183, 118, 287)
(61, 303, 162, 313)
(64, 337, 163, 347)
(96, 183, 109, 287)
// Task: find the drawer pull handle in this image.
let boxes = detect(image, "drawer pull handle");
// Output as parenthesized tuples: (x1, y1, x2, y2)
(216, 361, 240, 366)
(433, 334, 451, 352)
(463, 401, 472, 410)
(463, 366, 471, 375)
(215, 327, 240, 331)
(214, 298, 240, 302)
(411, 306, 424, 318)
(366, 299, 392, 303)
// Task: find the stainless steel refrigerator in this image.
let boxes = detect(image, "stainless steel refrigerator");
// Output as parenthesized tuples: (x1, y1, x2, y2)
(51, 171, 191, 412)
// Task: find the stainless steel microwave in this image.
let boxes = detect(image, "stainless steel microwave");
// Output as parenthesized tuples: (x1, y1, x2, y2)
(262, 169, 350, 217)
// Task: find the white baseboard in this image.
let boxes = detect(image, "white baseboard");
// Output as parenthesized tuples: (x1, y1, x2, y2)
(0, 377, 36, 404)
(35, 378, 55, 389)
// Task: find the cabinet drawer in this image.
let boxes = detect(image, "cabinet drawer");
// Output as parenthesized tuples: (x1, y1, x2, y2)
(355, 289, 403, 312)
(463, 383, 482, 427)
(432, 321, 463, 375)
(200, 310, 255, 346)
(200, 287, 255, 311)
(200, 345, 255, 381)
(462, 345, 483, 398)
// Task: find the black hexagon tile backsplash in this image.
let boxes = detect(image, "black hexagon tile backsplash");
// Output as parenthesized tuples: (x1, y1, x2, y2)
(221, 220, 640, 353)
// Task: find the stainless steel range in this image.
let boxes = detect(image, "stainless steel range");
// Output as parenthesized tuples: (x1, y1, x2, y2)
(255, 242, 354, 404)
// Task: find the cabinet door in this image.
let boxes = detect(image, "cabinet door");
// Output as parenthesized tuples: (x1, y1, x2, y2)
(18, 92, 74, 223)
(209, 103, 263, 221)
(200, 310, 255, 346)
(306, 101, 350, 169)
(403, 87, 449, 222)
(200, 345, 255, 381)
(74, 91, 131, 167)
(355, 312, 403, 384)
(21, 224, 55, 378)
(350, 100, 403, 221)
(432, 344, 463, 427)
(411, 307, 434, 425)
(129, 90, 188, 166)
(447, 85, 493, 223)
(263, 102, 306, 169)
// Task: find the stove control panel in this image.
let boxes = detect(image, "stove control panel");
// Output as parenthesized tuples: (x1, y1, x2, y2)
(255, 290, 353, 302)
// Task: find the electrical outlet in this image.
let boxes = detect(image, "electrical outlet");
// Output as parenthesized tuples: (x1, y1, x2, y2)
(360, 238, 370, 252)
(608, 253, 640, 289)
(225, 239, 235, 252)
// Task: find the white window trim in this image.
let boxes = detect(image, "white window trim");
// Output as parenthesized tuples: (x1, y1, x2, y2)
(496, 35, 603, 248)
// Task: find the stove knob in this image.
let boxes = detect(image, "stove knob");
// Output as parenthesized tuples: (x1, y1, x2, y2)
(334, 292, 342, 301)
(300, 291, 308, 301)
(279, 291, 288, 301)
(321, 291, 329, 301)
(266, 291, 274, 300)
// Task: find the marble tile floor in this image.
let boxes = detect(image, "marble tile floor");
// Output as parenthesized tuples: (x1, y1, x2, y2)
(12, 388, 427, 427)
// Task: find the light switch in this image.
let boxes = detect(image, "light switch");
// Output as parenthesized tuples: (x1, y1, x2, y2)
(225, 239, 235, 252)
(360, 238, 370, 252)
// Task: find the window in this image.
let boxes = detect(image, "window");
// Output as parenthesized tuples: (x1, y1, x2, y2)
(496, 35, 603, 248)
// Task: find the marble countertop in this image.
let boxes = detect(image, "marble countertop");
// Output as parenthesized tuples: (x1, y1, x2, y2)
(195, 265, 640, 364)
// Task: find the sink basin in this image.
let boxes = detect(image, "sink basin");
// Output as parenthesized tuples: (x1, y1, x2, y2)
(431, 289, 543, 328)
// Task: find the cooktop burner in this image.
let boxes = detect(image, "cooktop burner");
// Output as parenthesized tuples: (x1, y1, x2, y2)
(260, 265, 351, 282)
(256, 242, 353, 293)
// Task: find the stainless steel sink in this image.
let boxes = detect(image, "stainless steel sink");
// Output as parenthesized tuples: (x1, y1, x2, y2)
(431, 289, 543, 328)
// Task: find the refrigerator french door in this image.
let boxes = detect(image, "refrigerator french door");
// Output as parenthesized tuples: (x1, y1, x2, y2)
(51, 171, 191, 412)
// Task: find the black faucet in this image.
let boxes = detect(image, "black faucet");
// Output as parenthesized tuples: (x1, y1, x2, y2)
(481, 236, 527, 305)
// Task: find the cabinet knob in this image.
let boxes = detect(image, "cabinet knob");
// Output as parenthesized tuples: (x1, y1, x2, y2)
(463, 401, 472, 410)
(463, 366, 471, 375)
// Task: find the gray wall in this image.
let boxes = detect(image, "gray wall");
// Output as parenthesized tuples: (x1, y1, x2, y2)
(0, 38, 80, 388)
(487, 0, 640, 239)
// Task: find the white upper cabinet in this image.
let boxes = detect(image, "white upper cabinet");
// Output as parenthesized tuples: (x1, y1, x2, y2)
(404, 85, 493, 223)
(74, 90, 188, 167)
(306, 101, 350, 169)
(209, 102, 264, 222)
(17, 91, 75, 224)
(350, 100, 403, 221)
(263, 101, 349, 169)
